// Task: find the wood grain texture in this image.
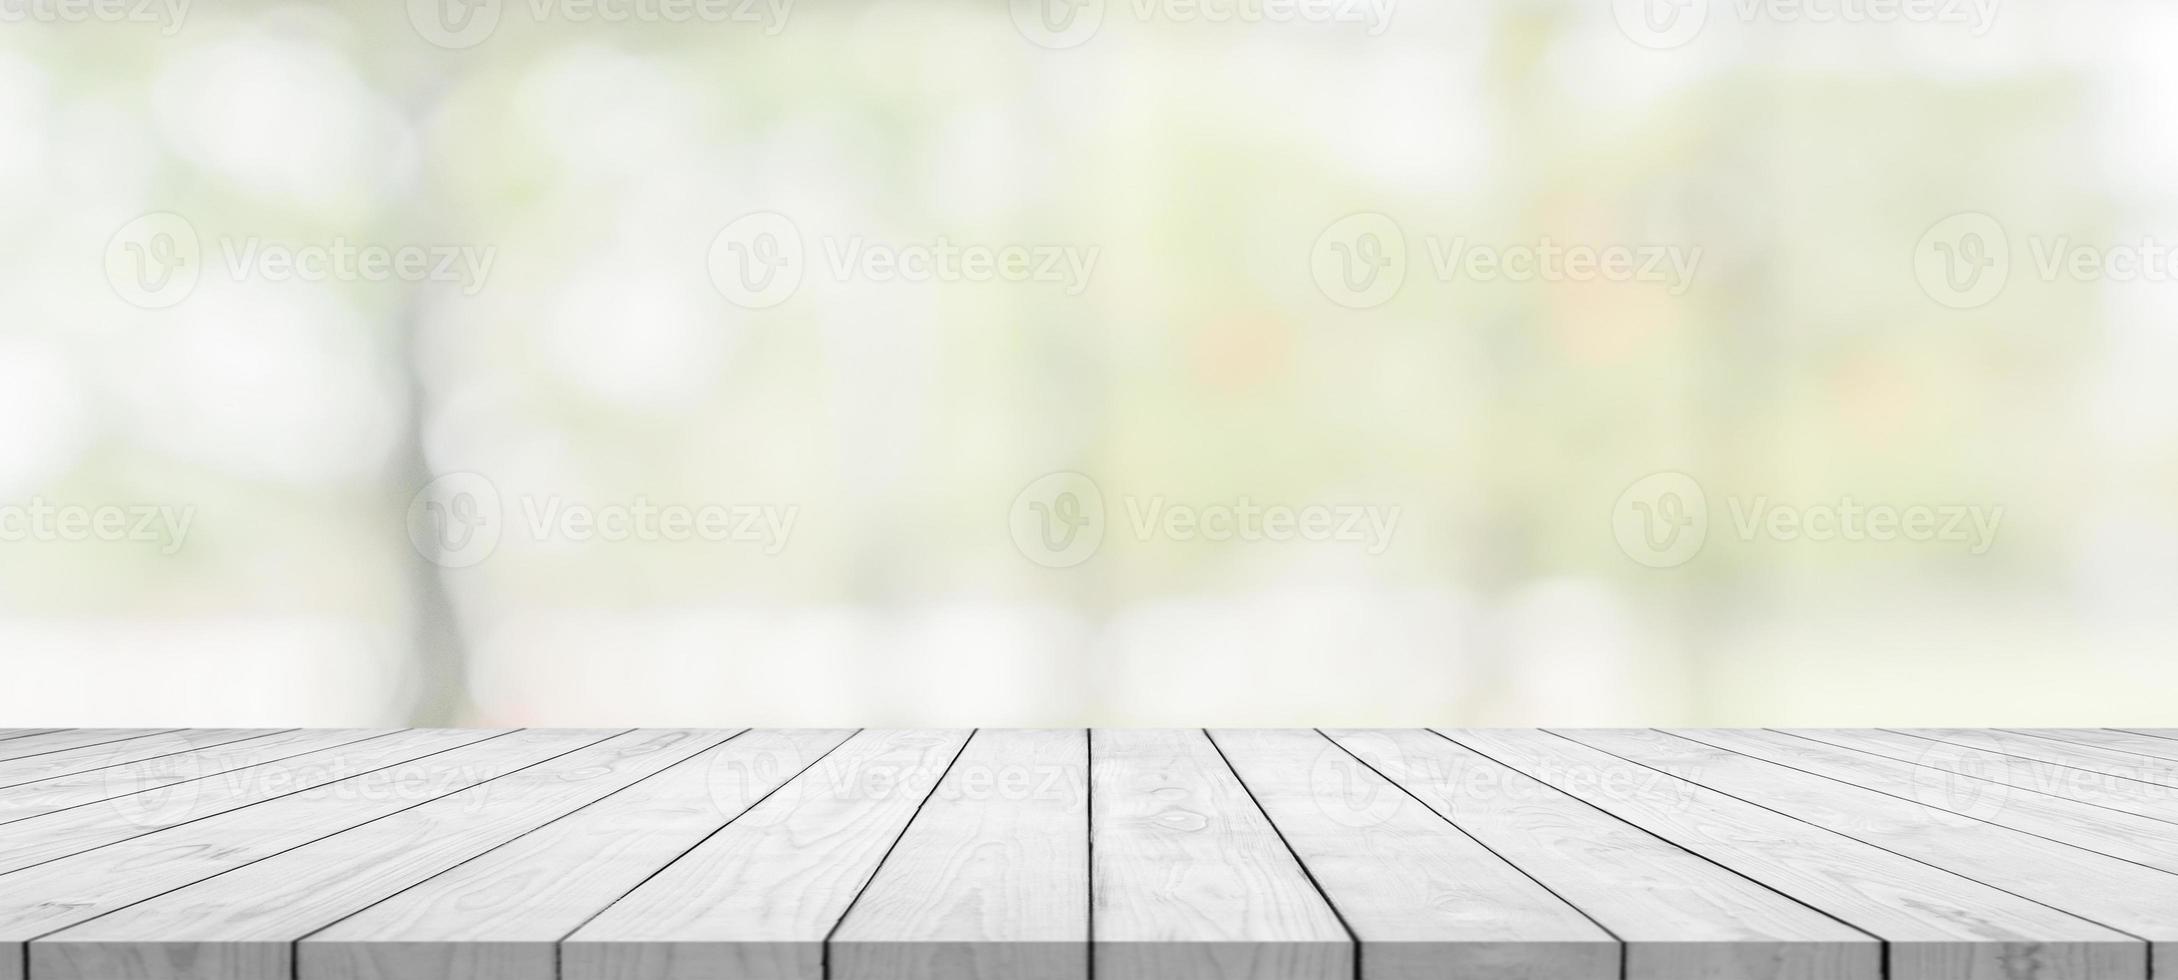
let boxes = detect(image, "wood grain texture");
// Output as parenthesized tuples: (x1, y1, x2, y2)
(301, 729, 854, 980)
(1452, 728, 2139, 980)
(1329, 728, 1875, 980)
(1567, 729, 2178, 977)
(35, 729, 723, 980)
(1902, 730, 2178, 790)
(830, 729, 1089, 980)
(0, 729, 383, 828)
(1779, 729, 2178, 827)
(0, 729, 452, 877)
(563, 729, 972, 980)
(2029, 731, 2178, 761)
(0, 730, 277, 793)
(0, 731, 176, 770)
(1091, 728, 1351, 980)
(0, 730, 2173, 980)
(0, 729, 579, 980)
(1213, 729, 1616, 980)
(1700, 729, 2178, 874)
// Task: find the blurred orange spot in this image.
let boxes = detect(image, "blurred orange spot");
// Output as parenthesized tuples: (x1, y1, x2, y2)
(1193, 311, 1293, 389)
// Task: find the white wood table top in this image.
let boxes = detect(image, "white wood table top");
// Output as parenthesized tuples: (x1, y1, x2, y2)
(0, 727, 2173, 980)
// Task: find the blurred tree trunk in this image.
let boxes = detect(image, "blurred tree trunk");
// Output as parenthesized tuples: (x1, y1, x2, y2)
(394, 73, 470, 726)
(396, 295, 471, 727)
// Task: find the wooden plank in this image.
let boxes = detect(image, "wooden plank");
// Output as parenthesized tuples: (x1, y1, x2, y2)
(301, 729, 856, 980)
(1212, 729, 1617, 980)
(830, 729, 1090, 980)
(1327, 728, 1874, 980)
(1449, 728, 2141, 980)
(0, 729, 590, 980)
(1780, 729, 2178, 829)
(0, 732, 59, 745)
(0, 730, 452, 876)
(1565, 729, 2178, 977)
(0, 730, 175, 768)
(0, 728, 2166, 980)
(0, 729, 283, 795)
(1677, 729, 2178, 876)
(1901, 730, 2178, 790)
(1090, 728, 1351, 980)
(36, 729, 730, 980)
(2016, 730, 2178, 768)
(563, 729, 972, 980)
(0, 729, 391, 828)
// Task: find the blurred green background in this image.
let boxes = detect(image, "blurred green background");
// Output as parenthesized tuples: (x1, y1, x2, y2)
(3, 0, 2174, 727)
